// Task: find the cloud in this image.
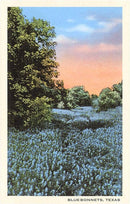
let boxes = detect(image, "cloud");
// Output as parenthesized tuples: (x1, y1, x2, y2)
(56, 36, 122, 59)
(64, 18, 121, 35)
(85, 15, 96, 21)
(56, 39, 122, 95)
(67, 19, 75, 23)
(56, 34, 77, 45)
(57, 42, 122, 94)
(105, 24, 122, 44)
(66, 24, 94, 33)
(75, 43, 122, 54)
(97, 18, 122, 33)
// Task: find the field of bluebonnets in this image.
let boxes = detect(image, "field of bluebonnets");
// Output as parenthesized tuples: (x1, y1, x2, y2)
(8, 106, 122, 196)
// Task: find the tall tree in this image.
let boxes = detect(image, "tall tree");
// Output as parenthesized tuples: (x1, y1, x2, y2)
(8, 7, 59, 128)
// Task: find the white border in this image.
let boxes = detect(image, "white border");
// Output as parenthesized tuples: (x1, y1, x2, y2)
(0, 0, 130, 204)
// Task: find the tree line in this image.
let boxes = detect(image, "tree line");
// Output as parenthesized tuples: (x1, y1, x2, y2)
(8, 7, 122, 129)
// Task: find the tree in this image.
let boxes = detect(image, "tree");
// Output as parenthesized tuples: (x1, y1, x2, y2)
(8, 7, 59, 128)
(98, 87, 121, 111)
(66, 86, 91, 109)
(91, 94, 98, 108)
(112, 81, 122, 98)
(51, 80, 68, 108)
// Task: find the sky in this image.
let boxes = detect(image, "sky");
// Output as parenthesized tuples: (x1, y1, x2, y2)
(21, 7, 122, 95)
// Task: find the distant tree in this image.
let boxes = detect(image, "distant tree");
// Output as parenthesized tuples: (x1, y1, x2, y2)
(91, 94, 98, 108)
(112, 81, 122, 98)
(8, 7, 59, 128)
(51, 80, 68, 108)
(91, 94, 98, 101)
(66, 86, 91, 109)
(98, 87, 121, 111)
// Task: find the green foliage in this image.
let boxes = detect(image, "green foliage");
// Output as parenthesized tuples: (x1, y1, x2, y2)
(98, 87, 121, 111)
(91, 94, 98, 101)
(52, 80, 68, 108)
(8, 7, 59, 128)
(57, 101, 65, 109)
(91, 99, 99, 109)
(66, 86, 91, 109)
(8, 95, 52, 129)
(25, 97, 52, 128)
(91, 94, 99, 108)
(112, 81, 122, 98)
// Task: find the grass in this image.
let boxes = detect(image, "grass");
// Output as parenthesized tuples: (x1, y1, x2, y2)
(8, 106, 122, 196)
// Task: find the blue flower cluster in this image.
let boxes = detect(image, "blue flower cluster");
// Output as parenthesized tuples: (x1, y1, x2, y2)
(8, 106, 122, 196)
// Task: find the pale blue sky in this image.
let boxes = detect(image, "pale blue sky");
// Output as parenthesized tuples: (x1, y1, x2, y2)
(21, 7, 122, 45)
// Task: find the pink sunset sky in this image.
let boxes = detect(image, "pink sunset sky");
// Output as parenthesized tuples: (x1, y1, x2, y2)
(56, 40, 122, 95)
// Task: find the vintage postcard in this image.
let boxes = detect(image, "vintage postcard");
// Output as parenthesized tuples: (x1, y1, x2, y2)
(0, 0, 130, 204)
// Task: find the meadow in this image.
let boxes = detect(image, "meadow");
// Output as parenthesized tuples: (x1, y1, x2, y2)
(8, 106, 122, 196)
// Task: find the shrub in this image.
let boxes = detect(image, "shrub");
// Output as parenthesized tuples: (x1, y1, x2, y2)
(91, 98, 99, 109)
(91, 94, 99, 109)
(8, 96, 52, 129)
(98, 88, 121, 111)
(25, 96, 52, 128)
(112, 81, 122, 98)
(57, 101, 65, 109)
(66, 86, 91, 109)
